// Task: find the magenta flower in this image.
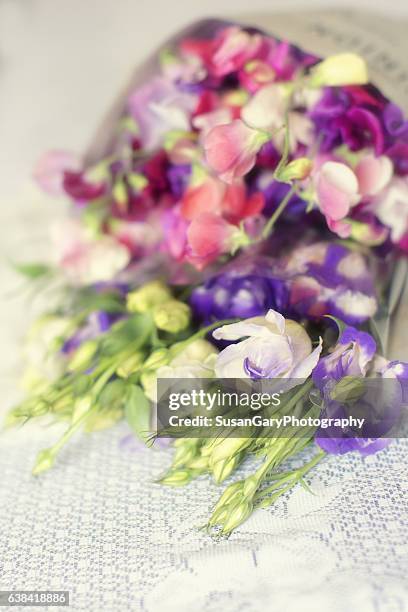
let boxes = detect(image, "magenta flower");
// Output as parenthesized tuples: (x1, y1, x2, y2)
(204, 119, 268, 183)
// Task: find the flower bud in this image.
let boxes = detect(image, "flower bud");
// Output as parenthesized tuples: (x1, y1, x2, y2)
(126, 281, 172, 313)
(116, 352, 144, 378)
(153, 300, 191, 334)
(72, 396, 92, 422)
(309, 53, 368, 87)
(32, 449, 54, 476)
(172, 439, 200, 469)
(170, 339, 218, 365)
(159, 469, 194, 486)
(140, 371, 157, 401)
(277, 158, 313, 182)
(188, 455, 209, 470)
(144, 348, 170, 371)
(221, 499, 254, 534)
(84, 408, 123, 432)
(212, 481, 244, 514)
(68, 340, 98, 372)
(212, 453, 242, 484)
(242, 475, 259, 498)
(210, 437, 252, 466)
(330, 375, 366, 403)
(112, 179, 128, 208)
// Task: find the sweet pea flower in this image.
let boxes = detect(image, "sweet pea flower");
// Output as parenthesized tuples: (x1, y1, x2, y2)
(204, 119, 269, 183)
(33, 150, 80, 196)
(372, 177, 408, 243)
(282, 242, 378, 325)
(355, 155, 393, 197)
(128, 77, 196, 151)
(181, 175, 264, 224)
(211, 26, 263, 77)
(51, 219, 130, 285)
(315, 161, 360, 237)
(241, 84, 313, 152)
(309, 53, 368, 87)
(186, 212, 241, 269)
(213, 309, 322, 382)
(183, 26, 264, 78)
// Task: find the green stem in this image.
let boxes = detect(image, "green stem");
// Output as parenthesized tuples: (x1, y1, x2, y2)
(261, 184, 296, 240)
(255, 448, 326, 503)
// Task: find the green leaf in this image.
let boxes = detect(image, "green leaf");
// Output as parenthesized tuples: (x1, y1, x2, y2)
(124, 384, 151, 443)
(12, 261, 52, 279)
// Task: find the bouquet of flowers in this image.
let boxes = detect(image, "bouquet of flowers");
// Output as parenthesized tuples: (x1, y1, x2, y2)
(9, 19, 408, 535)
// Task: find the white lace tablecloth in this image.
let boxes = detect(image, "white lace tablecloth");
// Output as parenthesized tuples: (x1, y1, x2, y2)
(1, 1, 408, 611)
(0, 425, 407, 612)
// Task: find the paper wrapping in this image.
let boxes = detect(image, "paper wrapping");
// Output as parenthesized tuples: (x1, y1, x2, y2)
(84, 9, 408, 360)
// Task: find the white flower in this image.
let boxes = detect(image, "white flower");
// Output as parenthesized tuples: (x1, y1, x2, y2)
(373, 177, 408, 242)
(213, 309, 322, 385)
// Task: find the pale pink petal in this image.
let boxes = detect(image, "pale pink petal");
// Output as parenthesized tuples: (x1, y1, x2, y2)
(33, 150, 79, 195)
(317, 162, 359, 220)
(355, 155, 393, 197)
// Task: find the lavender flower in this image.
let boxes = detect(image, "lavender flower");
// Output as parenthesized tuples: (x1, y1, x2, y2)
(313, 326, 408, 455)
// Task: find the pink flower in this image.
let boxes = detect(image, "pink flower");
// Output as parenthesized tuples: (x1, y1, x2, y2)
(187, 213, 236, 268)
(181, 175, 264, 223)
(33, 150, 79, 196)
(204, 119, 268, 183)
(355, 155, 393, 197)
(182, 26, 263, 78)
(316, 161, 360, 237)
(210, 26, 263, 77)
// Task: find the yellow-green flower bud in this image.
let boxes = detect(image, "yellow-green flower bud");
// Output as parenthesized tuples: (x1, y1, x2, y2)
(243, 475, 259, 498)
(309, 53, 368, 88)
(153, 300, 191, 334)
(116, 351, 144, 378)
(277, 157, 313, 182)
(212, 454, 241, 484)
(209, 437, 252, 466)
(85, 408, 123, 432)
(212, 481, 244, 513)
(68, 340, 98, 372)
(159, 469, 194, 486)
(140, 371, 158, 402)
(221, 500, 254, 534)
(170, 339, 218, 364)
(144, 348, 170, 371)
(172, 438, 200, 468)
(71, 396, 92, 422)
(187, 455, 209, 470)
(126, 281, 172, 313)
(330, 375, 366, 403)
(32, 449, 54, 476)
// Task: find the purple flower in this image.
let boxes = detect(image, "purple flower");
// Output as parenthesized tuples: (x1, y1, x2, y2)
(62, 311, 118, 354)
(313, 326, 408, 456)
(383, 103, 408, 140)
(282, 242, 377, 325)
(190, 258, 289, 324)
